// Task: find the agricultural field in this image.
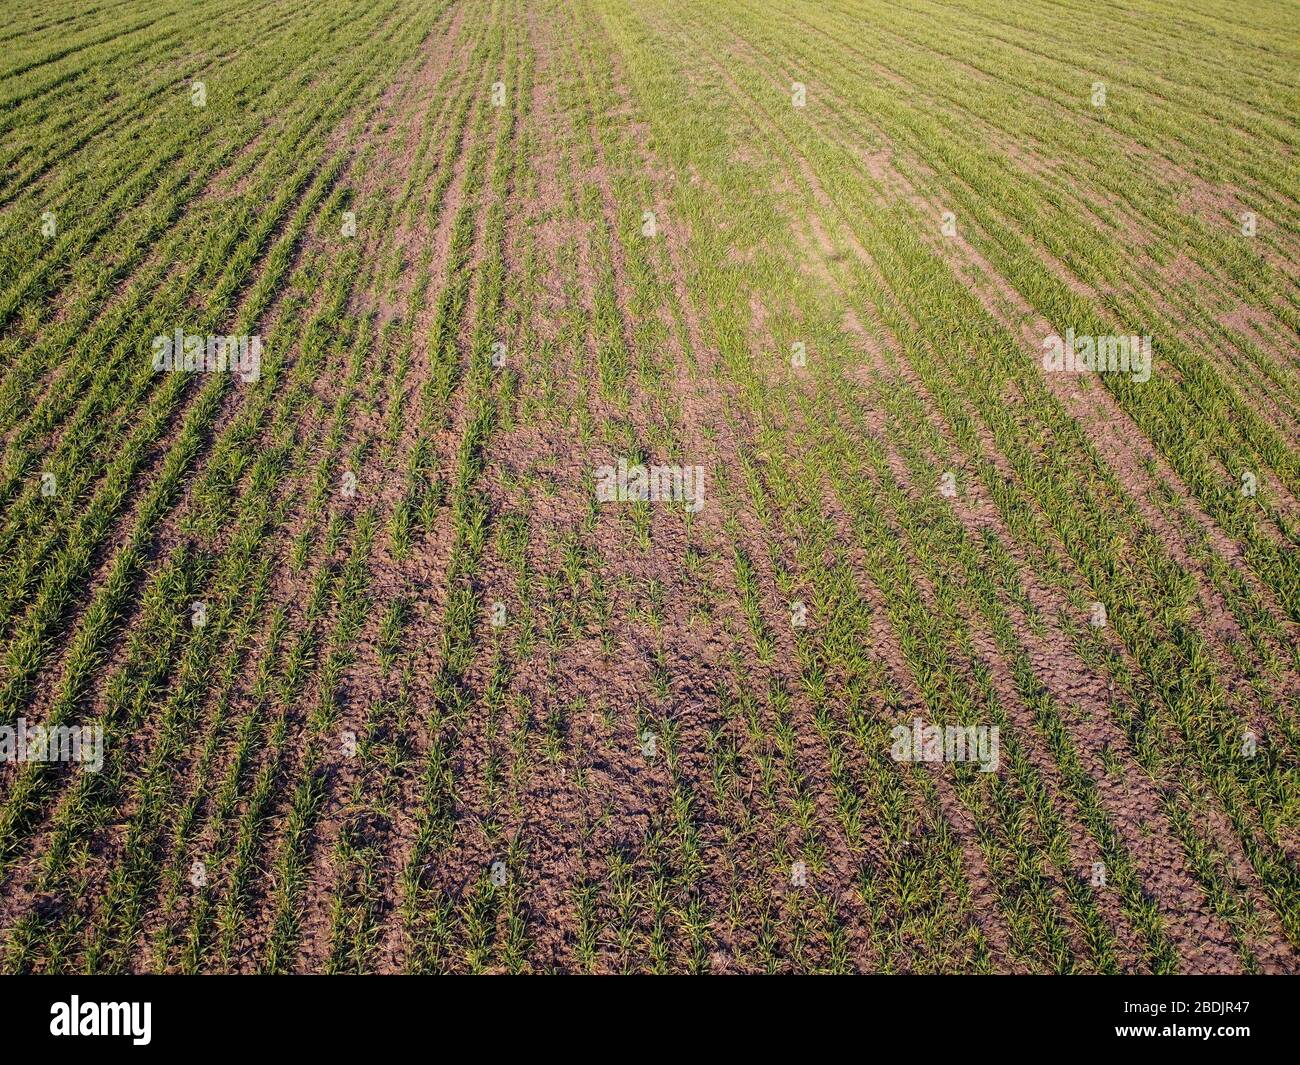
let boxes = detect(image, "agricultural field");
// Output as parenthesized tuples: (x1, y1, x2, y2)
(0, 0, 1296, 977)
